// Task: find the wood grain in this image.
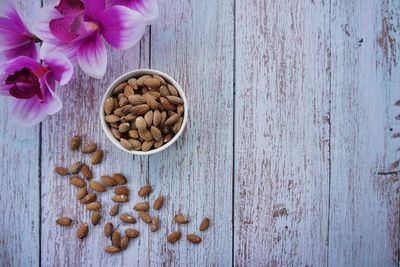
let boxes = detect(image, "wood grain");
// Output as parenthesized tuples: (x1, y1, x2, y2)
(0, 1, 41, 266)
(148, 0, 234, 265)
(329, 0, 400, 266)
(40, 1, 151, 265)
(234, 1, 331, 266)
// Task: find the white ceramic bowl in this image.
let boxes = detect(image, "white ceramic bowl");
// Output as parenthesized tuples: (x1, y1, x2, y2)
(100, 69, 188, 155)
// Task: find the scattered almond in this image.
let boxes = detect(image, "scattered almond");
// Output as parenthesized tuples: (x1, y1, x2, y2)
(54, 166, 69, 176)
(80, 164, 92, 180)
(112, 194, 129, 203)
(174, 214, 190, 224)
(138, 212, 152, 224)
(114, 186, 130, 195)
(120, 236, 130, 250)
(89, 180, 107, 192)
(109, 205, 119, 216)
(70, 135, 81, 151)
(105, 246, 121, 254)
(133, 202, 149, 211)
(76, 187, 88, 200)
(77, 223, 88, 239)
(69, 161, 83, 174)
(81, 143, 97, 154)
(153, 195, 165, 210)
(187, 234, 202, 244)
(70, 176, 86, 188)
(87, 201, 102, 211)
(101, 175, 117, 186)
(56, 217, 73, 226)
(138, 185, 152, 197)
(167, 231, 182, 244)
(80, 192, 97, 204)
(112, 230, 121, 248)
(125, 228, 140, 238)
(113, 173, 127, 185)
(91, 149, 104, 165)
(199, 218, 210, 231)
(91, 211, 101, 226)
(104, 222, 113, 237)
(120, 213, 136, 224)
(150, 217, 159, 232)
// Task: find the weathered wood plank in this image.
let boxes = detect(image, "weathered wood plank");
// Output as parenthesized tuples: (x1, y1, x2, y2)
(329, 0, 400, 266)
(234, 1, 331, 265)
(148, 0, 234, 265)
(40, 1, 151, 265)
(0, 1, 41, 266)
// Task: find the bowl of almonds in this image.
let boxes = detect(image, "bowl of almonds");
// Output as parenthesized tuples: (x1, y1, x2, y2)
(100, 69, 188, 155)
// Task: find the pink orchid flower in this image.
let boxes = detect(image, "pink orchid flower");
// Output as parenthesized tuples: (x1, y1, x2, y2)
(106, 0, 159, 22)
(32, 0, 146, 79)
(0, 53, 73, 126)
(0, 1, 39, 60)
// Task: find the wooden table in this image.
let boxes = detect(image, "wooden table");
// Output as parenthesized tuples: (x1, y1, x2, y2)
(1, 0, 399, 266)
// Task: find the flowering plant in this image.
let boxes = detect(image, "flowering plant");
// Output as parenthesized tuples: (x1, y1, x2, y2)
(0, 0, 158, 126)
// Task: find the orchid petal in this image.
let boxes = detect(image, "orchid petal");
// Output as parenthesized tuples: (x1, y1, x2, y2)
(0, 1, 25, 29)
(3, 56, 42, 74)
(107, 0, 159, 22)
(100, 6, 146, 50)
(10, 98, 49, 126)
(84, 0, 106, 21)
(55, 0, 85, 15)
(43, 52, 74, 86)
(1, 41, 38, 61)
(77, 32, 107, 79)
(40, 41, 78, 62)
(42, 75, 63, 115)
(49, 15, 82, 42)
(31, 5, 63, 43)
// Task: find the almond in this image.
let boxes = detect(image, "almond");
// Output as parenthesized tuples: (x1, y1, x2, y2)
(150, 217, 159, 232)
(80, 164, 92, 180)
(131, 104, 150, 115)
(144, 94, 159, 110)
(138, 129, 153, 141)
(133, 202, 149, 211)
(111, 128, 121, 140)
(150, 126, 162, 141)
(56, 217, 73, 226)
(70, 135, 81, 151)
(138, 185, 153, 197)
(162, 126, 170, 134)
(104, 97, 115, 115)
(80, 192, 97, 204)
(112, 194, 129, 203)
(135, 116, 147, 130)
(153, 195, 165, 210)
(167, 84, 179, 96)
(128, 139, 142, 150)
(113, 173, 127, 185)
(174, 214, 190, 224)
(153, 110, 161, 127)
(153, 74, 167, 85)
(70, 176, 86, 188)
(105, 114, 121, 123)
(144, 110, 153, 127)
(128, 129, 139, 139)
(101, 175, 117, 186)
(112, 230, 121, 248)
(113, 107, 123, 117)
(105, 246, 121, 254)
(164, 134, 173, 143)
(167, 231, 181, 243)
(166, 95, 183, 105)
(119, 123, 130, 133)
(120, 236, 130, 250)
(160, 97, 176, 111)
(160, 111, 168, 126)
(138, 212, 152, 224)
(172, 117, 183, 134)
(120, 213, 136, 224)
(89, 180, 107, 192)
(154, 139, 163, 148)
(125, 228, 140, 238)
(120, 138, 133, 150)
(109, 205, 119, 216)
(69, 161, 83, 174)
(187, 234, 202, 244)
(177, 105, 184, 115)
(164, 114, 180, 126)
(113, 82, 127, 95)
(121, 104, 133, 115)
(128, 95, 147, 105)
(124, 85, 135, 97)
(104, 222, 113, 237)
(137, 75, 151, 86)
(54, 166, 69, 176)
(87, 201, 102, 211)
(76, 187, 88, 200)
(147, 91, 161, 99)
(77, 223, 88, 239)
(128, 78, 138, 89)
(115, 186, 130, 195)
(199, 218, 210, 231)
(160, 85, 170, 97)
(91, 211, 101, 226)
(124, 113, 137, 122)
(91, 149, 104, 165)
(142, 140, 154, 151)
(143, 78, 161, 88)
